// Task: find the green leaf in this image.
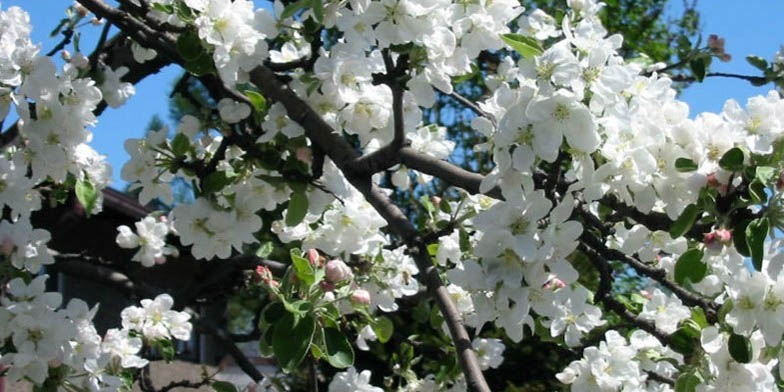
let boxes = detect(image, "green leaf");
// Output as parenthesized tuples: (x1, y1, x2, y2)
(171, 133, 190, 157)
(75, 179, 98, 216)
(427, 243, 439, 256)
(718, 147, 744, 171)
(152, 2, 174, 13)
(746, 55, 769, 71)
(674, 372, 701, 392)
(670, 326, 699, 355)
(324, 327, 354, 368)
(749, 180, 767, 204)
(256, 241, 274, 258)
(176, 30, 203, 61)
(290, 249, 315, 286)
(286, 191, 309, 226)
(690, 58, 706, 82)
(499, 33, 543, 59)
(746, 217, 769, 271)
(311, 0, 324, 23)
(733, 219, 751, 256)
(669, 204, 700, 238)
(244, 90, 267, 114)
(674, 157, 698, 172)
(280, 0, 309, 21)
(201, 171, 234, 194)
(728, 333, 752, 363)
(674, 248, 706, 285)
(372, 316, 394, 343)
(212, 381, 238, 392)
(756, 166, 777, 184)
(690, 307, 708, 329)
(184, 53, 214, 76)
(272, 312, 316, 373)
(157, 338, 175, 362)
(439, 198, 452, 214)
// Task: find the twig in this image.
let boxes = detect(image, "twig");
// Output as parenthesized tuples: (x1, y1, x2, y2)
(45, 29, 74, 57)
(669, 72, 767, 85)
(449, 90, 497, 129)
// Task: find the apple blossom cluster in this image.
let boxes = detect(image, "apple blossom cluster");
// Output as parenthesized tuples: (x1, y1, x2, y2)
(0, 276, 191, 390)
(116, 215, 178, 267)
(7, 0, 784, 389)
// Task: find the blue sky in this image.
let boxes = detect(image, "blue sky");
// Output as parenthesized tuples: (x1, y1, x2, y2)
(4, 1, 784, 188)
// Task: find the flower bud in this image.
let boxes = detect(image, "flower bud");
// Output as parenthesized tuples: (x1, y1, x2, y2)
(255, 265, 278, 288)
(326, 259, 353, 283)
(1, 236, 14, 256)
(350, 289, 371, 305)
(61, 50, 71, 61)
(295, 147, 312, 164)
(73, 3, 89, 17)
(307, 248, 320, 267)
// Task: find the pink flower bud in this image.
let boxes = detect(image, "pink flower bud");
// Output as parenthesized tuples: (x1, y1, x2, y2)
(714, 228, 732, 242)
(307, 249, 320, 267)
(350, 289, 371, 305)
(320, 280, 335, 292)
(544, 278, 566, 290)
(296, 147, 313, 164)
(326, 259, 353, 283)
(0, 237, 14, 256)
(255, 266, 278, 288)
(61, 50, 71, 61)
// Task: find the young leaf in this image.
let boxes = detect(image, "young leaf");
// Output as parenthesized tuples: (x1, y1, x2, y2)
(280, 0, 309, 21)
(212, 381, 238, 392)
(499, 33, 543, 58)
(171, 133, 190, 157)
(256, 241, 275, 258)
(273, 312, 316, 373)
(746, 217, 769, 271)
(311, 0, 324, 23)
(286, 191, 309, 226)
(244, 90, 267, 113)
(733, 219, 751, 257)
(728, 333, 752, 363)
(372, 316, 394, 343)
(75, 179, 98, 216)
(669, 204, 700, 238)
(746, 55, 769, 71)
(324, 327, 354, 368)
(670, 326, 698, 355)
(290, 249, 315, 286)
(176, 30, 203, 61)
(674, 248, 707, 285)
(756, 166, 777, 184)
(718, 147, 744, 171)
(674, 157, 698, 172)
(201, 171, 234, 194)
(674, 372, 701, 392)
(689, 58, 706, 82)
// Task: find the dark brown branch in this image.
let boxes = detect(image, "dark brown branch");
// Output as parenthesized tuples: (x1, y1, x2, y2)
(398, 147, 503, 199)
(348, 51, 409, 176)
(45, 29, 74, 57)
(578, 243, 672, 346)
(578, 211, 718, 322)
(158, 378, 212, 392)
(246, 64, 491, 392)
